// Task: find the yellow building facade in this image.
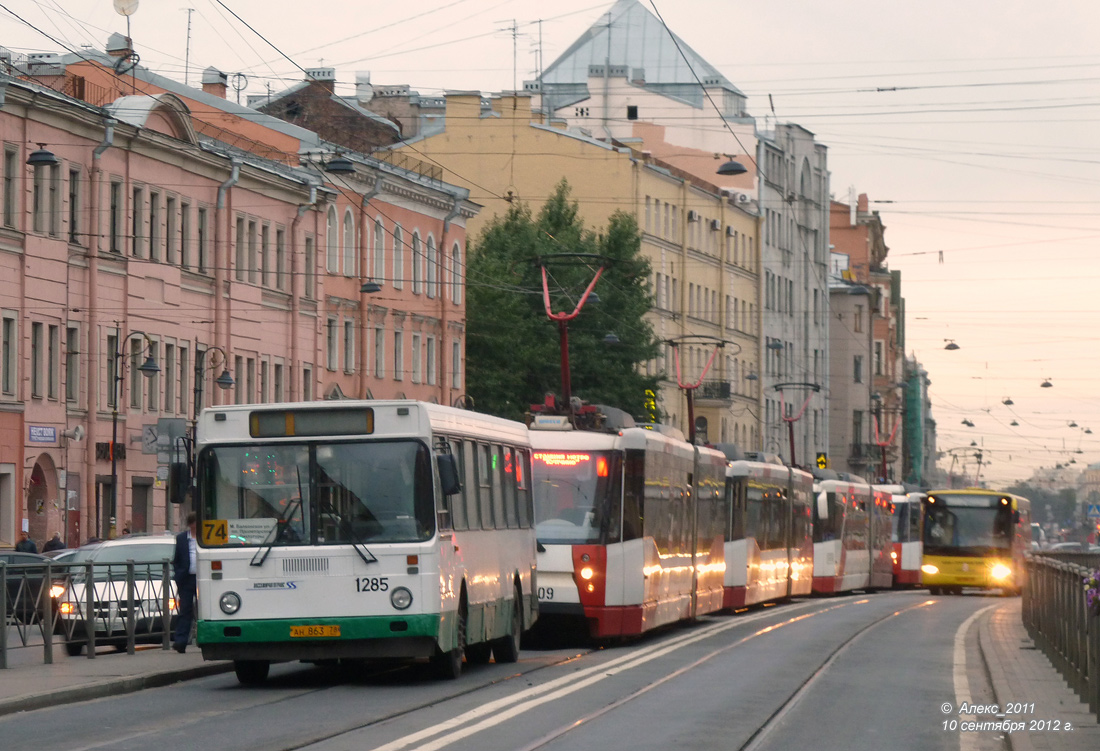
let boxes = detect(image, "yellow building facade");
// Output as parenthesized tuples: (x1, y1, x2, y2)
(392, 92, 760, 447)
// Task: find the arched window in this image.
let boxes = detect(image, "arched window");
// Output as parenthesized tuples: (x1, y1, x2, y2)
(392, 226, 404, 289)
(426, 235, 437, 299)
(342, 209, 355, 277)
(326, 206, 338, 273)
(373, 218, 385, 284)
(451, 242, 463, 305)
(411, 232, 423, 294)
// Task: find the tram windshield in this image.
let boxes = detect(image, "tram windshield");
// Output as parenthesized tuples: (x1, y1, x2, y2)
(923, 495, 1014, 556)
(532, 450, 622, 544)
(197, 441, 435, 547)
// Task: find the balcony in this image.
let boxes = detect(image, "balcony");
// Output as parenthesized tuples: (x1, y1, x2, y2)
(695, 380, 732, 403)
(848, 443, 879, 465)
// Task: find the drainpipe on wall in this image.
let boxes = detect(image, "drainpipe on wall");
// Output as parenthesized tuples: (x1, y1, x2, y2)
(358, 179, 383, 399)
(290, 183, 319, 401)
(85, 118, 115, 543)
(439, 196, 462, 403)
(214, 160, 240, 407)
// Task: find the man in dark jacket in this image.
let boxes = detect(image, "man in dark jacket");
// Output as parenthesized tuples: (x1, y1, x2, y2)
(172, 513, 198, 653)
(14, 531, 37, 553)
(42, 532, 65, 552)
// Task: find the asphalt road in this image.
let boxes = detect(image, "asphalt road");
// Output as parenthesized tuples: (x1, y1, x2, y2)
(0, 590, 1007, 751)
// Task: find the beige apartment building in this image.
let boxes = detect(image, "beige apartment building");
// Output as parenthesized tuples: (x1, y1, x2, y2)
(390, 93, 761, 446)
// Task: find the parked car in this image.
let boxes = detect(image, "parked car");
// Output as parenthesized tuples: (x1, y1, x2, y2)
(0, 550, 50, 624)
(54, 536, 178, 655)
(1047, 541, 1083, 552)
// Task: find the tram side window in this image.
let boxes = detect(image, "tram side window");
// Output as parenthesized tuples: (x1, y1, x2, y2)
(644, 452, 672, 554)
(791, 487, 810, 544)
(746, 489, 763, 546)
(462, 440, 481, 529)
(728, 479, 745, 541)
(812, 492, 842, 543)
(907, 503, 921, 542)
(621, 450, 645, 541)
(447, 439, 468, 531)
(478, 443, 494, 529)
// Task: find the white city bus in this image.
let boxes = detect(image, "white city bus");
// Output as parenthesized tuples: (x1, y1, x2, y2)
(193, 401, 537, 684)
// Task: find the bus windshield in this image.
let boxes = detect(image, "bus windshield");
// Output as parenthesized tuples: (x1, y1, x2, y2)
(532, 450, 621, 544)
(198, 440, 435, 547)
(923, 504, 1013, 555)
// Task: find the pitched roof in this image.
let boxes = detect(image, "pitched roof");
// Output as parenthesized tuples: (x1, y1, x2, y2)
(540, 0, 740, 94)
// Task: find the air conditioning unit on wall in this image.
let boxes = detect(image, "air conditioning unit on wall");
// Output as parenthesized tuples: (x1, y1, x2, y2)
(687, 210, 701, 222)
(737, 193, 752, 204)
(709, 219, 721, 231)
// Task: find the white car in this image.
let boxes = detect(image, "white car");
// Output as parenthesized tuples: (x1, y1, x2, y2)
(54, 536, 179, 655)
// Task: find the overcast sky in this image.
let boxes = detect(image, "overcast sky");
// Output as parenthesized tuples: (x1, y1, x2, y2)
(5, 0, 1100, 487)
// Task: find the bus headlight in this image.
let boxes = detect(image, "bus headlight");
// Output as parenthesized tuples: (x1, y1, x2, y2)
(390, 587, 413, 610)
(219, 591, 242, 615)
(991, 564, 1012, 581)
(921, 564, 939, 575)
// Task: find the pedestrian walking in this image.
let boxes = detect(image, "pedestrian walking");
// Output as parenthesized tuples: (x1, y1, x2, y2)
(42, 532, 65, 552)
(14, 531, 37, 553)
(172, 512, 198, 653)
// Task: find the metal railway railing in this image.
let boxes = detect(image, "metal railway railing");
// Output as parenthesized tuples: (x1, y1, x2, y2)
(0, 560, 175, 668)
(1022, 553, 1100, 723)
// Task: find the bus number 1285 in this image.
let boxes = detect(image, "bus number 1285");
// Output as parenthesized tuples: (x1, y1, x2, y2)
(355, 577, 389, 592)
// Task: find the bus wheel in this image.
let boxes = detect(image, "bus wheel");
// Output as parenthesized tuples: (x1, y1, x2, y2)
(929, 586, 941, 595)
(432, 597, 467, 680)
(234, 660, 270, 685)
(492, 586, 523, 664)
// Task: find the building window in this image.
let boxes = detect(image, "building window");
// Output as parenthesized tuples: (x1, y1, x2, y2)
(148, 191, 160, 262)
(392, 226, 404, 289)
(31, 164, 45, 233)
(451, 339, 461, 389)
(273, 362, 284, 402)
(197, 207, 209, 273)
(234, 216, 245, 281)
(234, 355, 244, 404)
(342, 210, 355, 277)
(275, 228, 286, 290)
(67, 168, 80, 244)
(626, 105, 638, 120)
(130, 186, 143, 257)
(426, 337, 436, 386)
(247, 220, 258, 283)
(874, 341, 884, 376)
(30, 322, 43, 398)
(854, 304, 864, 333)
(48, 165, 62, 235)
(451, 242, 463, 304)
(261, 223, 271, 286)
(47, 324, 59, 400)
(180, 202, 191, 269)
(852, 410, 864, 444)
(246, 357, 255, 404)
(412, 232, 423, 294)
(326, 206, 339, 273)
(165, 196, 177, 263)
(343, 319, 355, 373)
(129, 338, 143, 409)
(302, 365, 313, 401)
(374, 326, 385, 378)
(164, 343, 176, 412)
(854, 355, 864, 384)
(65, 325, 79, 403)
(146, 341, 159, 412)
(304, 236, 316, 298)
(326, 317, 338, 371)
(179, 344, 189, 415)
(411, 333, 421, 383)
(373, 219, 385, 286)
(426, 236, 437, 298)
(393, 331, 404, 381)
(260, 359, 269, 403)
(2, 147, 17, 228)
(106, 331, 118, 408)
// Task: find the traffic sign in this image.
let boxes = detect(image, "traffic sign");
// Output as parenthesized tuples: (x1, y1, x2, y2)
(1087, 504, 1100, 519)
(816, 452, 828, 469)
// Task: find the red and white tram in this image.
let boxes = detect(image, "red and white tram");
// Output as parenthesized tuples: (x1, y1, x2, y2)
(721, 455, 814, 607)
(812, 475, 893, 594)
(875, 485, 924, 588)
(529, 418, 728, 639)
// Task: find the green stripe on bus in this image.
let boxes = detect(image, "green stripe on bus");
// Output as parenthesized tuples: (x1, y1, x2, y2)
(197, 614, 441, 644)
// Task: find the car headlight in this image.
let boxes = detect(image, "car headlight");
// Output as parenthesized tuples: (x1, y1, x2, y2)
(390, 586, 412, 610)
(921, 564, 939, 575)
(991, 564, 1012, 580)
(219, 591, 242, 615)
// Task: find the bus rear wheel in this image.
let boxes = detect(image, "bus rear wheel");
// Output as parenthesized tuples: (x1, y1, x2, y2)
(492, 586, 523, 664)
(234, 659, 270, 685)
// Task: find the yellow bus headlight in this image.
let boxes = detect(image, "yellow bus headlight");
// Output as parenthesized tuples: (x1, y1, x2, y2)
(991, 564, 1012, 580)
(921, 564, 939, 575)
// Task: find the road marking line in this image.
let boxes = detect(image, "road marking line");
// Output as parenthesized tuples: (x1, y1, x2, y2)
(953, 603, 998, 751)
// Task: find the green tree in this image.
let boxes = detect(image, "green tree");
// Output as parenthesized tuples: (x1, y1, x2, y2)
(465, 181, 659, 421)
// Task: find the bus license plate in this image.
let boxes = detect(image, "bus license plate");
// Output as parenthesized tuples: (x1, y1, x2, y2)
(290, 625, 340, 638)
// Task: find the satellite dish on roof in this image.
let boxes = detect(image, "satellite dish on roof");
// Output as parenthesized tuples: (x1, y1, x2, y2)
(113, 0, 139, 16)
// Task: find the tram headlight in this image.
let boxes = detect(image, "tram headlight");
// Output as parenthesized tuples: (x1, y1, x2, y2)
(921, 564, 939, 575)
(890, 551, 898, 562)
(990, 564, 1012, 581)
(219, 591, 242, 615)
(390, 586, 413, 610)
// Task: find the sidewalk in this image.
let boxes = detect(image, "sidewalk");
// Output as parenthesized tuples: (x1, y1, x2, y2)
(0, 643, 232, 717)
(977, 599, 1100, 751)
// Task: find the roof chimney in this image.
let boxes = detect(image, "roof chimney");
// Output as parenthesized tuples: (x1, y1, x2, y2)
(106, 32, 132, 58)
(305, 67, 336, 93)
(355, 71, 373, 104)
(202, 66, 228, 99)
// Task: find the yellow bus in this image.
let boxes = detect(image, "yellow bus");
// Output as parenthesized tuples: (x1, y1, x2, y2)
(920, 489, 1031, 596)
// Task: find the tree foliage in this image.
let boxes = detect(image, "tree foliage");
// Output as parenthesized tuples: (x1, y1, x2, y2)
(465, 181, 659, 421)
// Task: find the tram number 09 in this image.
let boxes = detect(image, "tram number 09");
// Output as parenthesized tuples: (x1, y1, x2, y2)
(537, 586, 554, 601)
(355, 577, 389, 592)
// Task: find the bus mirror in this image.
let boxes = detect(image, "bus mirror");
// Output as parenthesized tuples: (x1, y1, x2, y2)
(168, 462, 191, 505)
(437, 454, 462, 496)
(816, 491, 828, 520)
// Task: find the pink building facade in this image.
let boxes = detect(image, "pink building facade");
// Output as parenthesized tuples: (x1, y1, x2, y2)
(0, 73, 474, 548)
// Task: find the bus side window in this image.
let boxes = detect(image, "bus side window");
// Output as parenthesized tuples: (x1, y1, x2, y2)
(478, 443, 494, 529)
(502, 446, 519, 528)
(463, 440, 480, 530)
(515, 448, 531, 528)
(448, 439, 468, 531)
(491, 444, 507, 530)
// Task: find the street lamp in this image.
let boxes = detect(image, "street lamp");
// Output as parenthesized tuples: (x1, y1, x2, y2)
(110, 330, 160, 538)
(192, 343, 234, 434)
